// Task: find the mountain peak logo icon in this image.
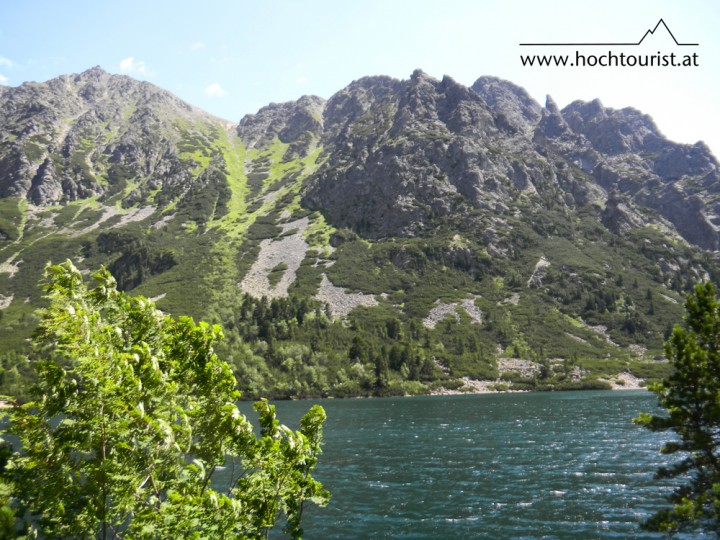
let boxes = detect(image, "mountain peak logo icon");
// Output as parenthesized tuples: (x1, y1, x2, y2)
(520, 19, 699, 47)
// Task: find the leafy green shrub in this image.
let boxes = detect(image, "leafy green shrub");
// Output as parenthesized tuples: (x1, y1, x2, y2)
(3, 261, 329, 538)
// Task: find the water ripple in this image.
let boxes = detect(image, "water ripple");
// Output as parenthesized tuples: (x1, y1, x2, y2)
(233, 391, 705, 539)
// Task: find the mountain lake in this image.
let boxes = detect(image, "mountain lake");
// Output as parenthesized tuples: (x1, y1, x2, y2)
(231, 390, 704, 539)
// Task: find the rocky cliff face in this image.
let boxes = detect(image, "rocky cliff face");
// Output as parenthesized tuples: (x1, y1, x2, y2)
(246, 70, 719, 249)
(237, 95, 325, 157)
(299, 70, 529, 237)
(471, 76, 542, 133)
(0, 66, 227, 207)
(533, 95, 720, 250)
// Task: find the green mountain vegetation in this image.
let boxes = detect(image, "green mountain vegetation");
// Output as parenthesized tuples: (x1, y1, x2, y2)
(1, 67, 719, 399)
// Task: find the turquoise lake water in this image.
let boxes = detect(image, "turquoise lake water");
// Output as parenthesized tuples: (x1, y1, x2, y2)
(237, 391, 701, 539)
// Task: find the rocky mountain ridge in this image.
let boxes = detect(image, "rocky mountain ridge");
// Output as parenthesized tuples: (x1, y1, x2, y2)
(0, 67, 718, 398)
(241, 69, 719, 249)
(0, 66, 231, 207)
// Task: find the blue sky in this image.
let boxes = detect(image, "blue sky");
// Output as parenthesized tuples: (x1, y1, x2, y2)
(1, 0, 718, 156)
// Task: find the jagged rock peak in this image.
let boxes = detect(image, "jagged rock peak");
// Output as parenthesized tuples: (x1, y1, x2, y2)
(406, 71, 486, 106)
(544, 95, 560, 114)
(14, 66, 214, 120)
(537, 95, 570, 139)
(563, 99, 658, 134)
(471, 76, 542, 132)
(438, 74, 463, 89)
(237, 94, 326, 150)
(561, 99, 665, 155)
(410, 68, 436, 84)
(334, 75, 402, 99)
(18, 65, 109, 89)
(438, 74, 482, 104)
(694, 140, 716, 157)
(79, 65, 109, 78)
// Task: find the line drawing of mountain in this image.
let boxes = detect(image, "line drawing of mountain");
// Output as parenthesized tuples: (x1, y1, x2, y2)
(636, 19, 698, 46)
(520, 18, 699, 46)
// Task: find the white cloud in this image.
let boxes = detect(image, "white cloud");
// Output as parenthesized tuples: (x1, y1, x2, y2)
(119, 57, 151, 75)
(296, 75, 308, 85)
(0, 57, 12, 68)
(204, 83, 227, 97)
(0, 75, 8, 85)
(190, 42, 206, 51)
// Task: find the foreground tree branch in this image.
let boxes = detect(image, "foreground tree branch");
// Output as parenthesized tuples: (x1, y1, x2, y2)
(3, 260, 329, 538)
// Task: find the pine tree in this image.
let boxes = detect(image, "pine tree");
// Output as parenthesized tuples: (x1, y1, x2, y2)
(635, 282, 720, 534)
